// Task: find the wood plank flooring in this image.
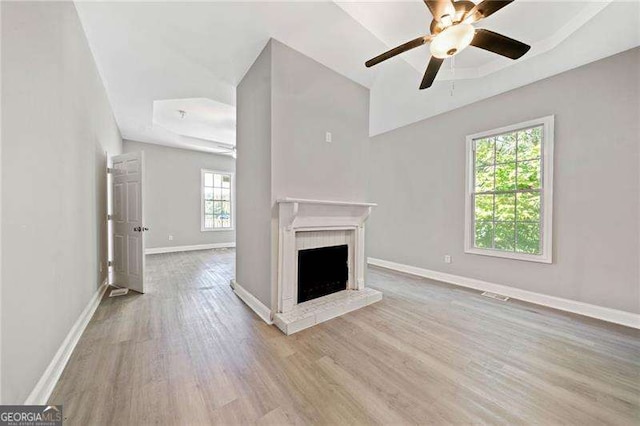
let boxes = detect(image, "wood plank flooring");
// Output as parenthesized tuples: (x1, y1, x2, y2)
(49, 248, 640, 425)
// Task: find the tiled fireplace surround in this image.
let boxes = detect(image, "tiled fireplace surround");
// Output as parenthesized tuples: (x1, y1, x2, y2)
(273, 198, 383, 334)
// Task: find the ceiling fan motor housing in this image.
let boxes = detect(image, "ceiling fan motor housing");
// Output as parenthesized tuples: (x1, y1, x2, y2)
(430, 0, 477, 35)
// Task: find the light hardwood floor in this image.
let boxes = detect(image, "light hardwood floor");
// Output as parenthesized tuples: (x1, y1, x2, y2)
(50, 249, 640, 425)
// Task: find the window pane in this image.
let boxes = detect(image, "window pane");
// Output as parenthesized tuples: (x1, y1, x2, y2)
(496, 133, 516, 163)
(204, 172, 232, 229)
(221, 201, 231, 216)
(495, 194, 515, 221)
(516, 222, 541, 254)
(494, 222, 515, 251)
(468, 123, 548, 258)
(213, 215, 231, 228)
(516, 192, 540, 222)
(475, 165, 494, 192)
(495, 162, 516, 191)
(475, 138, 494, 166)
(204, 187, 214, 200)
(517, 127, 541, 161)
(474, 194, 493, 221)
(475, 221, 493, 249)
(204, 173, 214, 187)
(213, 201, 223, 215)
(517, 159, 541, 190)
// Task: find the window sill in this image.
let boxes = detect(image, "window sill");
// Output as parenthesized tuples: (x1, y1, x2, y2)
(465, 247, 551, 264)
(201, 228, 235, 232)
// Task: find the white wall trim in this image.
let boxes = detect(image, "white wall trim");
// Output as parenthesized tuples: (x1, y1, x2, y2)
(145, 242, 235, 255)
(230, 279, 273, 325)
(368, 257, 640, 329)
(25, 279, 109, 405)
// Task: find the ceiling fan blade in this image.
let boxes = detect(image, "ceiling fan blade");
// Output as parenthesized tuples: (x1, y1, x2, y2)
(464, 0, 514, 23)
(470, 29, 530, 59)
(365, 36, 432, 68)
(423, 0, 456, 22)
(420, 57, 444, 90)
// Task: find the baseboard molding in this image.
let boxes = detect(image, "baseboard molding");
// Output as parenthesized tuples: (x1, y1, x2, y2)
(368, 257, 640, 329)
(230, 279, 273, 325)
(145, 242, 235, 255)
(25, 278, 109, 405)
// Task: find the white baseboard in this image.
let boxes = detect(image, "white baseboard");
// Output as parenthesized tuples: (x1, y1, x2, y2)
(145, 242, 235, 255)
(25, 278, 109, 405)
(368, 257, 640, 329)
(230, 279, 273, 325)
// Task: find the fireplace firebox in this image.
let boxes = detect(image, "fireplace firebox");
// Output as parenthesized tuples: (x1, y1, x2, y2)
(297, 244, 348, 303)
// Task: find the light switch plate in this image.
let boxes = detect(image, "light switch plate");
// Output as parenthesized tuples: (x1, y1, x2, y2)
(325, 132, 332, 143)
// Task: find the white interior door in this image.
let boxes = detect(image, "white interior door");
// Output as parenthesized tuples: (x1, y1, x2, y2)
(111, 152, 145, 293)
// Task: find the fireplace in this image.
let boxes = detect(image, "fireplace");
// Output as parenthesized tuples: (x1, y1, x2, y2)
(298, 244, 348, 303)
(274, 198, 383, 335)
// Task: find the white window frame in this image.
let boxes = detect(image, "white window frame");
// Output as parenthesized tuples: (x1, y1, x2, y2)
(464, 115, 554, 263)
(201, 169, 235, 232)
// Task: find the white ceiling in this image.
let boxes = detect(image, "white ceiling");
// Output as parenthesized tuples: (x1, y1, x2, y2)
(75, 0, 640, 153)
(153, 98, 236, 148)
(338, 1, 602, 76)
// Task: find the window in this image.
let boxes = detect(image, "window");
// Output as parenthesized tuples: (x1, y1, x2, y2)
(201, 170, 233, 231)
(465, 116, 554, 263)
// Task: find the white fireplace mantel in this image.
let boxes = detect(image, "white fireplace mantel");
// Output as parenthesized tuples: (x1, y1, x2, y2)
(274, 198, 381, 334)
(277, 197, 377, 207)
(277, 198, 376, 231)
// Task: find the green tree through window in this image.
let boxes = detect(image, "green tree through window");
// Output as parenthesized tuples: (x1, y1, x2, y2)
(472, 126, 543, 254)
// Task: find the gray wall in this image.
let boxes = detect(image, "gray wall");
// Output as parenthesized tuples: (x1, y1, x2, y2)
(368, 47, 640, 314)
(1, 2, 122, 403)
(270, 39, 370, 202)
(236, 42, 273, 307)
(123, 140, 235, 249)
(236, 39, 370, 308)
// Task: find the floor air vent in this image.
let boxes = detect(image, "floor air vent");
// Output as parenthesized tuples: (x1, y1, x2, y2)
(481, 291, 510, 302)
(109, 287, 129, 297)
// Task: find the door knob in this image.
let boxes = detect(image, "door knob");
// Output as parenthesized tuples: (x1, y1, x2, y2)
(133, 226, 141, 232)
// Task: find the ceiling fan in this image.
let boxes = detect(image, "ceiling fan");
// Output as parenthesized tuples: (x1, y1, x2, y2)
(365, 0, 531, 90)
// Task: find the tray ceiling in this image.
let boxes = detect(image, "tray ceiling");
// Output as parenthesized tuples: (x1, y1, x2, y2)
(75, 1, 640, 152)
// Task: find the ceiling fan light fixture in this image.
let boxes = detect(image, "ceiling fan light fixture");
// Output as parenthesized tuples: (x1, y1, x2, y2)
(364, 1, 529, 91)
(429, 23, 475, 59)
